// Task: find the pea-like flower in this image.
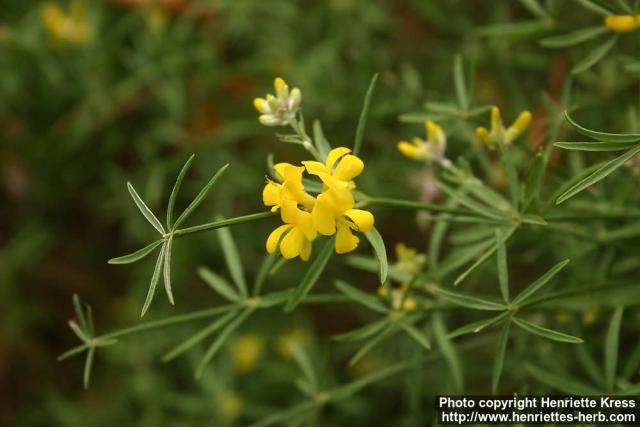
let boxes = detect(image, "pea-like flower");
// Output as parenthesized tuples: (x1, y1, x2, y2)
(263, 147, 374, 260)
(397, 120, 446, 161)
(253, 77, 302, 126)
(605, 15, 640, 32)
(476, 106, 531, 146)
(41, 1, 92, 45)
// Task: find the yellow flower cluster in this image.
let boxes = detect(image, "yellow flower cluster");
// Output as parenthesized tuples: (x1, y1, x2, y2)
(254, 77, 302, 126)
(378, 284, 417, 312)
(476, 106, 531, 146)
(230, 334, 264, 374)
(397, 120, 446, 161)
(41, 1, 92, 45)
(605, 14, 640, 32)
(263, 147, 374, 261)
(393, 243, 427, 276)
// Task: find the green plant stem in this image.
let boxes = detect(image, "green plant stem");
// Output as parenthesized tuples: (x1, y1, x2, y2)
(364, 196, 480, 216)
(171, 211, 277, 238)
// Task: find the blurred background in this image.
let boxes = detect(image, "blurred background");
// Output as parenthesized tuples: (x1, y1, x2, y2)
(1, 0, 638, 426)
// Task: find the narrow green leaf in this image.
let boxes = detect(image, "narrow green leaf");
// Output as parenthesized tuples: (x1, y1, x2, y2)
(349, 324, 395, 366)
(438, 182, 506, 220)
(513, 317, 583, 343)
(108, 240, 163, 265)
(173, 163, 230, 230)
(432, 313, 463, 392)
(512, 259, 570, 304)
(518, 0, 550, 19)
(526, 364, 599, 394)
(492, 320, 511, 394)
(540, 26, 609, 47)
(619, 384, 640, 395)
(574, 0, 614, 15)
(399, 320, 431, 351)
(57, 344, 89, 361)
(524, 152, 544, 210)
(605, 307, 623, 391)
(448, 312, 509, 338)
(198, 266, 241, 302)
(335, 280, 388, 313)
(563, 114, 615, 147)
(140, 243, 167, 317)
(162, 311, 237, 362)
(575, 337, 606, 388)
(313, 119, 332, 160)
(453, 54, 469, 110)
(521, 214, 547, 225)
(163, 236, 174, 305)
(454, 226, 516, 286)
(572, 35, 618, 74)
(253, 252, 278, 296)
(285, 237, 335, 312)
(195, 309, 253, 379)
(353, 74, 379, 156)
(83, 346, 96, 389)
(72, 294, 88, 334)
(495, 229, 509, 303)
(434, 287, 506, 311)
(556, 145, 640, 204)
(334, 318, 390, 342)
(68, 320, 89, 343)
(364, 227, 388, 284)
(554, 141, 640, 151)
(289, 345, 318, 389)
(127, 182, 165, 234)
(216, 220, 247, 297)
(496, 142, 519, 211)
(167, 154, 194, 229)
(550, 160, 605, 203)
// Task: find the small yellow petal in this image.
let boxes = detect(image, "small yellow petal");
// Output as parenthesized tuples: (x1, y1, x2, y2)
(397, 140, 427, 160)
(312, 194, 337, 235)
(325, 147, 351, 170)
(475, 127, 489, 142)
(262, 180, 281, 207)
(491, 106, 502, 131)
(280, 199, 298, 224)
(274, 77, 286, 91)
(254, 98, 269, 113)
(273, 163, 291, 181)
(266, 224, 293, 253)
(605, 15, 640, 32)
(297, 210, 317, 241)
(426, 120, 445, 146)
(300, 239, 312, 261)
(280, 227, 305, 259)
(510, 110, 532, 133)
(344, 209, 374, 232)
(335, 223, 359, 254)
(333, 154, 364, 181)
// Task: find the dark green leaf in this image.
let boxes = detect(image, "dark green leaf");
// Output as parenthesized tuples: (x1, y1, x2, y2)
(349, 323, 395, 366)
(163, 236, 174, 305)
(335, 280, 387, 313)
(353, 74, 378, 155)
(605, 307, 623, 391)
(108, 240, 164, 265)
(83, 346, 95, 390)
(524, 152, 544, 210)
(554, 141, 640, 151)
(512, 259, 570, 304)
(448, 312, 509, 338)
(285, 237, 335, 312)
(364, 227, 388, 284)
(399, 320, 431, 350)
(571, 35, 618, 75)
(495, 229, 509, 303)
(540, 26, 608, 48)
(334, 318, 390, 342)
(140, 243, 167, 317)
(127, 182, 165, 234)
(453, 54, 468, 110)
(216, 220, 247, 297)
(563, 111, 640, 143)
(526, 364, 599, 394)
(433, 313, 463, 392)
(555, 145, 640, 204)
(167, 154, 194, 229)
(492, 320, 511, 394)
(435, 287, 506, 311)
(198, 266, 241, 302)
(173, 163, 230, 229)
(513, 317, 583, 343)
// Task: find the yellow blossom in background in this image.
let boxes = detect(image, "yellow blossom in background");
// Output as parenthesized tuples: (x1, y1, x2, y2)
(231, 334, 264, 374)
(41, 0, 92, 45)
(393, 243, 426, 276)
(214, 391, 243, 423)
(378, 283, 418, 312)
(476, 106, 531, 146)
(397, 120, 446, 161)
(605, 15, 640, 32)
(145, 6, 169, 34)
(276, 329, 311, 359)
(254, 77, 301, 126)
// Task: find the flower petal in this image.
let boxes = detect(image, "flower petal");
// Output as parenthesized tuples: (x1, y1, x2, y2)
(334, 154, 364, 181)
(325, 147, 351, 170)
(397, 140, 426, 160)
(344, 209, 374, 232)
(280, 227, 305, 259)
(302, 160, 327, 176)
(273, 163, 292, 181)
(280, 199, 299, 224)
(297, 210, 317, 241)
(300, 239, 312, 261)
(312, 194, 337, 235)
(335, 223, 359, 254)
(266, 224, 293, 253)
(262, 180, 281, 207)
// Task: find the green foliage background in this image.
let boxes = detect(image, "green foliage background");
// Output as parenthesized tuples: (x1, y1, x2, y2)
(1, 0, 639, 426)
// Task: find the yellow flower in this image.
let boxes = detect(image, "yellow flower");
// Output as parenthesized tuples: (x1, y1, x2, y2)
(476, 106, 531, 146)
(393, 243, 427, 276)
(231, 334, 264, 374)
(276, 329, 310, 359)
(254, 77, 301, 126)
(377, 284, 417, 312)
(397, 120, 446, 161)
(263, 147, 374, 259)
(214, 391, 243, 423)
(266, 200, 317, 261)
(41, 1, 92, 45)
(605, 15, 640, 32)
